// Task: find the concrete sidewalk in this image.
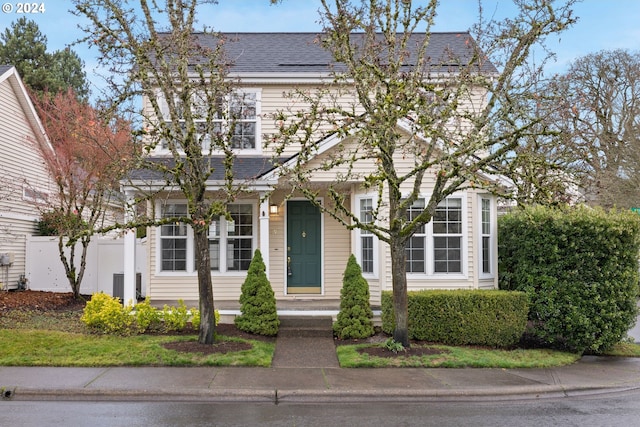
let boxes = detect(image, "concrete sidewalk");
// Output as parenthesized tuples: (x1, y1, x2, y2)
(2, 357, 640, 403)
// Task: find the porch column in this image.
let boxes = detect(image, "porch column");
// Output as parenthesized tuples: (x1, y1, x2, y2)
(259, 195, 270, 278)
(123, 191, 137, 306)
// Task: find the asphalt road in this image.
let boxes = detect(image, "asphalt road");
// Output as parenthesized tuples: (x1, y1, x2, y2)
(3, 390, 640, 427)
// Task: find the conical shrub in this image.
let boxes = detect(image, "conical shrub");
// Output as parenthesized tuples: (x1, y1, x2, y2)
(333, 254, 375, 339)
(234, 249, 279, 336)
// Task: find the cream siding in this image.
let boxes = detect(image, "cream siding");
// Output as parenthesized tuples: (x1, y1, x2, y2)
(0, 70, 55, 288)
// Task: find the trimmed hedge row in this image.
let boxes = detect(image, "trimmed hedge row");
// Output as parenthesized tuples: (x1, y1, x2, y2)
(381, 290, 528, 348)
(499, 205, 640, 353)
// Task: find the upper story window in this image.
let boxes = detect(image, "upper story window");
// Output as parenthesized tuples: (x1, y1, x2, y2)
(158, 89, 260, 152)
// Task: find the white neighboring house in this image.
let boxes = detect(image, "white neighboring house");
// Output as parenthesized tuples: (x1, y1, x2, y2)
(0, 65, 55, 290)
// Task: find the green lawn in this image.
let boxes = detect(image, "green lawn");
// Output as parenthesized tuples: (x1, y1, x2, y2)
(0, 329, 274, 367)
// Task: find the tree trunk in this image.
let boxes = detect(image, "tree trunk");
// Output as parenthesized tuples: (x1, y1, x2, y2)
(193, 225, 216, 344)
(390, 237, 410, 348)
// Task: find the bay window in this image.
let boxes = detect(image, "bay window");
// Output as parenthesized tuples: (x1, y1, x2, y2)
(404, 196, 465, 275)
(433, 198, 463, 273)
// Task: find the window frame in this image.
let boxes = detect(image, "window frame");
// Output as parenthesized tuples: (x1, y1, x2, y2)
(355, 195, 378, 278)
(158, 202, 189, 273)
(208, 202, 257, 274)
(405, 194, 468, 278)
(155, 200, 257, 276)
(479, 195, 495, 278)
(156, 88, 261, 155)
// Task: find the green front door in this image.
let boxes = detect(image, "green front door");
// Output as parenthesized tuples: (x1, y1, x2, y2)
(287, 200, 321, 294)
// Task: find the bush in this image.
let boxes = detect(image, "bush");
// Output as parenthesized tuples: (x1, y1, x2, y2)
(333, 255, 375, 339)
(235, 250, 279, 336)
(81, 293, 134, 335)
(133, 298, 161, 333)
(499, 205, 640, 353)
(381, 290, 528, 348)
(190, 308, 220, 331)
(162, 300, 190, 332)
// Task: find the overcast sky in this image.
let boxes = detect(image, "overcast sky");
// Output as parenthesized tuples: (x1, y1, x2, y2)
(2, 0, 639, 93)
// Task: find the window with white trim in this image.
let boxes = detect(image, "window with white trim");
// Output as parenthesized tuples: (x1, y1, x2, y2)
(481, 197, 492, 274)
(358, 198, 375, 274)
(433, 198, 463, 273)
(405, 199, 426, 273)
(209, 204, 255, 272)
(159, 89, 260, 151)
(160, 203, 188, 272)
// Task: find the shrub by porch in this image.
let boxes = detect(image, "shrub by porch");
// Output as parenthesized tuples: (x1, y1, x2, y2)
(381, 290, 528, 348)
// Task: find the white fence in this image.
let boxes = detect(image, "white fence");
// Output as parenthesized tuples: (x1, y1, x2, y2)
(25, 236, 146, 297)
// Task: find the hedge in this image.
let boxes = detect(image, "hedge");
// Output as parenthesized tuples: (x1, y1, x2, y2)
(381, 290, 528, 348)
(499, 205, 640, 353)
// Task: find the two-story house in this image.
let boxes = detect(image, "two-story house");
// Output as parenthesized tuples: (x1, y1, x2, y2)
(121, 32, 502, 316)
(0, 66, 55, 290)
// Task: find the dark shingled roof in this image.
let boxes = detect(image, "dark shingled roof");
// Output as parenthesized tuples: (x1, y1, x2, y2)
(0, 65, 14, 75)
(185, 32, 497, 74)
(129, 156, 281, 182)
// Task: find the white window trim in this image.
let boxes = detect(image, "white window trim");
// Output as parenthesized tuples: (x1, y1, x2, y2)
(156, 201, 192, 276)
(478, 195, 496, 279)
(354, 194, 379, 279)
(155, 200, 257, 276)
(406, 193, 469, 279)
(154, 88, 262, 155)
(209, 201, 258, 276)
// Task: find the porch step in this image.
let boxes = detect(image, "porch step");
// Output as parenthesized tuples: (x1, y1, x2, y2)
(278, 316, 333, 338)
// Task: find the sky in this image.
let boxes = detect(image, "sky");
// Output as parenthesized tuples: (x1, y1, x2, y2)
(1, 0, 639, 93)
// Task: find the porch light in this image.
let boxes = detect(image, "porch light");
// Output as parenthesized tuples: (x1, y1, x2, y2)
(269, 204, 279, 215)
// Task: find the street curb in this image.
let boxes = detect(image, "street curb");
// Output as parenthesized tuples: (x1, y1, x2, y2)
(5, 384, 640, 403)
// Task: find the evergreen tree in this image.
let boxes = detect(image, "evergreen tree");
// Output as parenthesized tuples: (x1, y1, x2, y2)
(235, 250, 280, 336)
(0, 17, 88, 99)
(333, 254, 374, 339)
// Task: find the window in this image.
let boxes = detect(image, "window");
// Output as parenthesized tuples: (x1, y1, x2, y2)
(359, 198, 374, 274)
(405, 199, 426, 273)
(481, 198, 491, 274)
(160, 203, 188, 271)
(159, 90, 259, 151)
(209, 204, 254, 272)
(433, 198, 462, 273)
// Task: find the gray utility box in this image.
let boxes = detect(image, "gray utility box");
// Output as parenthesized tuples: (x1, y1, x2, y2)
(113, 273, 142, 301)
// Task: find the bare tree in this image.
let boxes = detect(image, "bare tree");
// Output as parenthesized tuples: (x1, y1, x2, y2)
(270, 0, 577, 346)
(33, 88, 134, 299)
(73, 0, 247, 344)
(542, 49, 640, 208)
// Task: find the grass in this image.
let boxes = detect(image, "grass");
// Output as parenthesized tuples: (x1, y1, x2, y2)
(1, 307, 638, 368)
(336, 343, 581, 368)
(0, 309, 274, 367)
(597, 341, 640, 358)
